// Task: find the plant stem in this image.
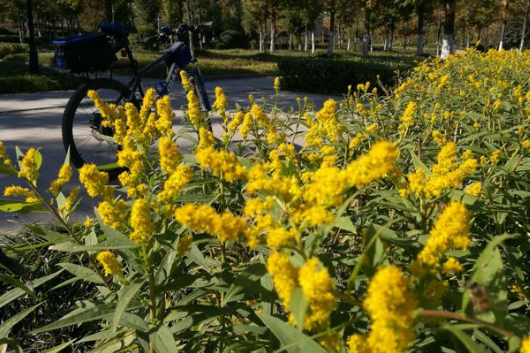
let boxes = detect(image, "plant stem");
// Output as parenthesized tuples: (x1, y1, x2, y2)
(418, 309, 516, 338)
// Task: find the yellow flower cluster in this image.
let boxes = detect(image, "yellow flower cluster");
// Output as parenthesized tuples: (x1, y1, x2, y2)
(177, 234, 194, 256)
(212, 86, 227, 117)
(96, 251, 122, 276)
(157, 164, 193, 204)
(158, 136, 183, 174)
(186, 90, 204, 130)
(17, 148, 39, 184)
(117, 147, 145, 199)
(180, 70, 193, 91)
(59, 187, 79, 213)
(97, 199, 127, 230)
(465, 182, 482, 197)
(404, 142, 477, 199)
(78, 164, 110, 199)
(129, 199, 155, 245)
(305, 99, 344, 147)
(522, 334, 530, 353)
(414, 201, 470, 271)
(174, 204, 247, 242)
(195, 147, 247, 182)
(298, 258, 335, 330)
(4, 185, 39, 204)
(349, 265, 416, 353)
(267, 253, 335, 330)
(49, 164, 73, 196)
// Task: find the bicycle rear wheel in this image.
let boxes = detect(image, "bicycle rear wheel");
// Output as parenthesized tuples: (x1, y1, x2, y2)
(62, 78, 133, 178)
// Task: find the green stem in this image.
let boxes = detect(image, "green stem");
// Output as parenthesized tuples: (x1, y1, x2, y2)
(418, 310, 516, 338)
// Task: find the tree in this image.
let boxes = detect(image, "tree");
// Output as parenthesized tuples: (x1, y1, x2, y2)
(242, 0, 269, 51)
(441, 0, 456, 58)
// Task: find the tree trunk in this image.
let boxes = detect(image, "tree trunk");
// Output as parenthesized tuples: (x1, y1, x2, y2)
(311, 30, 315, 53)
(390, 20, 395, 50)
(17, 12, 24, 43)
(499, 20, 507, 50)
(327, 9, 335, 56)
(347, 37, 351, 51)
(362, 8, 371, 57)
(259, 30, 265, 52)
(416, 3, 425, 55)
(270, 11, 276, 52)
(520, 0, 530, 51)
(288, 34, 292, 50)
(466, 29, 470, 47)
(383, 28, 389, 51)
(304, 25, 308, 51)
(441, 0, 456, 59)
(186, 0, 195, 57)
(104, 0, 113, 22)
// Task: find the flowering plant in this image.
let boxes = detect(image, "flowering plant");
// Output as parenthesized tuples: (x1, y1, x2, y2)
(1, 49, 530, 353)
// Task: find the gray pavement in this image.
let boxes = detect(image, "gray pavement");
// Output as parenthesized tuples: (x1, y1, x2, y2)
(0, 76, 338, 234)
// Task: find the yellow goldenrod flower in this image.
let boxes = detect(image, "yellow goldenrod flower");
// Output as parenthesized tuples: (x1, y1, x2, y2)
(180, 71, 193, 91)
(212, 86, 227, 117)
(79, 164, 109, 198)
(4, 185, 39, 204)
(197, 127, 215, 150)
(432, 130, 447, 146)
(298, 258, 335, 330)
(414, 201, 470, 270)
(363, 265, 416, 353)
(266, 227, 298, 249)
(17, 148, 39, 184)
(186, 90, 204, 129)
(319, 332, 342, 353)
(522, 140, 530, 152)
(49, 164, 72, 196)
(273, 77, 281, 93)
(59, 186, 80, 213)
(177, 234, 193, 256)
(195, 147, 247, 182)
(465, 182, 482, 197)
(347, 334, 367, 353)
(442, 257, 464, 274)
(490, 150, 502, 165)
(0, 141, 6, 160)
(129, 199, 155, 245)
(345, 141, 399, 187)
(157, 165, 193, 204)
(139, 88, 156, 122)
(522, 334, 530, 353)
(97, 199, 127, 230)
(239, 112, 253, 140)
(266, 251, 298, 310)
(96, 251, 122, 276)
(155, 95, 174, 137)
(174, 203, 247, 242)
(158, 136, 182, 174)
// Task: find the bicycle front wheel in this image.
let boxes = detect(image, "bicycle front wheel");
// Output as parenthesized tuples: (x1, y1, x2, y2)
(62, 78, 132, 178)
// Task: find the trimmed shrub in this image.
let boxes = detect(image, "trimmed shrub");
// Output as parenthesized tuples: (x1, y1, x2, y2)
(216, 29, 249, 49)
(0, 43, 27, 59)
(278, 57, 412, 94)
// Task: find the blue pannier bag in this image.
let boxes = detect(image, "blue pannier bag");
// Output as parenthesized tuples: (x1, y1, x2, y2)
(53, 33, 117, 73)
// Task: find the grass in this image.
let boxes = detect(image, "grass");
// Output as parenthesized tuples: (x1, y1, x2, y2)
(0, 54, 84, 95)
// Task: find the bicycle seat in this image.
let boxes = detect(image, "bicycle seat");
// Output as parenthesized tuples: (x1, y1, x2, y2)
(99, 22, 137, 37)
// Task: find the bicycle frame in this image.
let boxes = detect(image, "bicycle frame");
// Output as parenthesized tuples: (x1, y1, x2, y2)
(116, 42, 212, 113)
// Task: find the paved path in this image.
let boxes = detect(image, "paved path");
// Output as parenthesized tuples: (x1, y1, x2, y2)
(0, 76, 338, 233)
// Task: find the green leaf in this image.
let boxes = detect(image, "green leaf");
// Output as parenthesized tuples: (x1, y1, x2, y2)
(334, 217, 356, 233)
(0, 270, 62, 310)
(88, 330, 137, 353)
(149, 325, 179, 353)
(289, 288, 307, 331)
(31, 303, 117, 334)
(0, 199, 45, 214)
(40, 341, 74, 353)
(463, 234, 512, 324)
(50, 237, 136, 252)
(222, 263, 267, 305)
(58, 263, 105, 284)
(256, 313, 327, 353)
(0, 273, 35, 298)
(442, 325, 489, 353)
(0, 163, 16, 176)
(112, 279, 145, 331)
(0, 304, 40, 338)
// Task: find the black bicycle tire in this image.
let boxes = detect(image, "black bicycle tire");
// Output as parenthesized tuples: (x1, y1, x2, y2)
(62, 78, 132, 178)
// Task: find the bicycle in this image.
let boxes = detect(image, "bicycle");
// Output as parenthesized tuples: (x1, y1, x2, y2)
(53, 21, 212, 177)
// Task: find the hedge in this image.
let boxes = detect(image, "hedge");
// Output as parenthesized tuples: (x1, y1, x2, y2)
(278, 57, 413, 94)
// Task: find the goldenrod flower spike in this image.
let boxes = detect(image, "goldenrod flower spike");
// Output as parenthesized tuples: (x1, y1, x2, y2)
(49, 164, 73, 196)
(96, 251, 123, 277)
